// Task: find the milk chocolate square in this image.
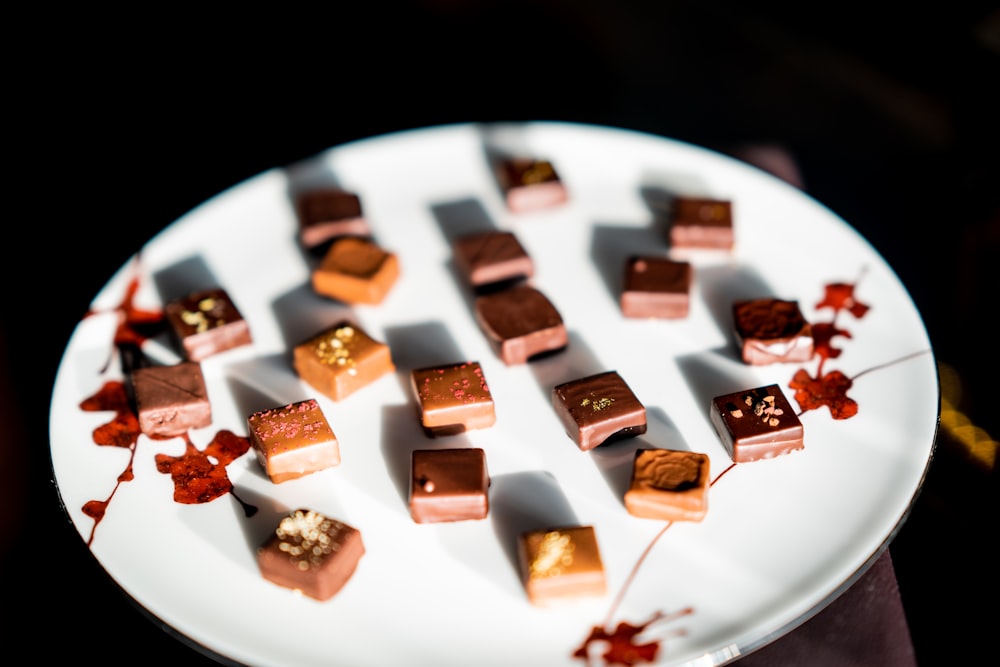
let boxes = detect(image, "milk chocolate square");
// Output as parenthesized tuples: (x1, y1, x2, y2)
(164, 287, 252, 361)
(496, 157, 569, 213)
(411, 361, 496, 436)
(473, 284, 567, 365)
(132, 361, 212, 436)
(732, 298, 814, 365)
(452, 230, 534, 288)
(552, 371, 647, 451)
(517, 525, 607, 606)
(257, 508, 365, 601)
(293, 321, 395, 402)
(669, 196, 733, 251)
(248, 398, 340, 484)
(710, 384, 804, 463)
(295, 188, 370, 249)
(312, 236, 400, 305)
(620, 256, 692, 319)
(624, 449, 710, 521)
(409, 448, 490, 523)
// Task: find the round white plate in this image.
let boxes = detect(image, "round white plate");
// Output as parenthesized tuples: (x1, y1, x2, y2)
(50, 122, 937, 667)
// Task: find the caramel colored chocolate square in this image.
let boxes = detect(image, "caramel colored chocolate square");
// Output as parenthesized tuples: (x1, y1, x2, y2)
(257, 508, 365, 601)
(411, 361, 496, 436)
(452, 230, 534, 288)
(164, 287, 252, 361)
(624, 449, 710, 521)
(248, 398, 340, 484)
(293, 321, 395, 402)
(296, 188, 370, 249)
(473, 284, 568, 365)
(669, 196, 733, 250)
(409, 448, 490, 523)
(132, 361, 212, 436)
(552, 371, 647, 451)
(517, 525, 607, 606)
(312, 236, 400, 305)
(710, 384, 804, 463)
(732, 298, 814, 365)
(496, 157, 568, 212)
(620, 256, 692, 319)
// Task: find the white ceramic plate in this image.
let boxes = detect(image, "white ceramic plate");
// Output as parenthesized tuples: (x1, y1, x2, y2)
(49, 122, 938, 667)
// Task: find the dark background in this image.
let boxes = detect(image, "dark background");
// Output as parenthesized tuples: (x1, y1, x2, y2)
(6, 2, 998, 665)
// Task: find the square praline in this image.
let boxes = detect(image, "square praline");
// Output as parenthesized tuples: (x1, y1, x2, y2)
(409, 448, 490, 523)
(710, 384, 804, 463)
(668, 196, 734, 251)
(257, 508, 365, 601)
(732, 298, 814, 365)
(164, 287, 253, 361)
(411, 361, 496, 436)
(496, 157, 569, 213)
(295, 188, 371, 250)
(293, 321, 395, 402)
(248, 398, 340, 484)
(452, 230, 534, 288)
(473, 284, 568, 365)
(551, 370, 647, 451)
(620, 256, 692, 319)
(624, 449, 711, 521)
(311, 236, 400, 305)
(517, 525, 607, 606)
(132, 361, 212, 437)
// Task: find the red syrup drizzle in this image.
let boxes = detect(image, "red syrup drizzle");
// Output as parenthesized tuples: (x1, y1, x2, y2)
(75, 255, 255, 548)
(575, 273, 931, 665)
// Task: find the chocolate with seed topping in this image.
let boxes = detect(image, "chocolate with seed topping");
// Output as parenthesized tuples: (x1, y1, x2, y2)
(710, 384, 804, 462)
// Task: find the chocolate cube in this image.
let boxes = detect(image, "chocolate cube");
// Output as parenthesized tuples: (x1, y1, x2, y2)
(312, 236, 400, 305)
(732, 298, 814, 365)
(295, 188, 370, 249)
(552, 371, 647, 451)
(164, 287, 252, 361)
(473, 284, 567, 365)
(257, 508, 365, 601)
(620, 256, 692, 319)
(710, 384, 804, 463)
(293, 321, 395, 402)
(409, 448, 490, 523)
(668, 196, 734, 251)
(496, 157, 568, 213)
(411, 361, 496, 436)
(248, 398, 340, 484)
(517, 525, 607, 606)
(624, 449, 711, 521)
(452, 230, 534, 288)
(131, 361, 212, 437)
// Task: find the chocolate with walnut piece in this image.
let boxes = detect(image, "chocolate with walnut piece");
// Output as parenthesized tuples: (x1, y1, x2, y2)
(710, 383, 804, 463)
(552, 370, 647, 451)
(409, 448, 490, 524)
(164, 287, 252, 362)
(257, 508, 365, 601)
(248, 398, 340, 484)
(473, 284, 568, 365)
(732, 298, 814, 365)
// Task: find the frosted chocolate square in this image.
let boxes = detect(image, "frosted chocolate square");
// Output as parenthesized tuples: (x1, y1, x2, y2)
(732, 298, 814, 365)
(257, 508, 365, 601)
(295, 188, 371, 249)
(248, 398, 340, 484)
(669, 196, 733, 251)
(624, 449, 710, 521)
(452, 230, 534, 288)
(710, 384, 804, 463)
(473, 284, 568, 365)
(517, 525, 607, 606)
(132, 361, 212, 436)
(164, 287, 252, 361)
(496, 157, 568, 213)
(411, 361, 495, 436)
(312, 236, 400, 305)
(552, 370, 647, 451)
(409, 448, 490, 523)
(620, 256, 692, 319)
(293, 321, 395, 402)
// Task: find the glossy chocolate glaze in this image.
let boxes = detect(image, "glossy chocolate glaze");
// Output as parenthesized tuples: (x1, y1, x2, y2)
(552, 370, 647, 451)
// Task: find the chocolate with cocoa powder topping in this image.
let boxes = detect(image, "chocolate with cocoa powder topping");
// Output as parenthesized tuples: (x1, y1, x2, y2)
(732, 298, 814, 365)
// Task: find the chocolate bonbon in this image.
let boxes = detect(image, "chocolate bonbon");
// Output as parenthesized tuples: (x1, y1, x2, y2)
(248, 398, 340, 484)
(257, 508, 365, 601)
(164, 287, 252, 361)
(620, 256, 692, 319)
(624, 449, 711, 521)
(452, 230, 534, 288)
(409, 448, 490, 523)
(517, 525, 607, 606)
(312, 236, 400, 305)
(552, 370, 647, 451)
(131, 361, 212, 437)
(496, 157, 569, 212)
(295, 188, 371, 250)
(473, 284, 568, 365)
(410, 361, 495, 436)
(668, 196, 734, 251)
(710, 384, 804, 462)
(732, 298, 814, 365)
(293, 321, 395, 402)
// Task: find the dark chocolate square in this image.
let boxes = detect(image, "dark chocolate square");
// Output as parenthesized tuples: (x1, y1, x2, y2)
(551, 370, 647, 451)
(164, 287, 252, 362)
(132, 361, 212, 436)
(620, 256, 692, 319)
(669, 196, 734, 251)
(710, 384, 804, 463)
(409, 448, 490, 523)
(452, 230, 534, 288)
(495, 157, 568, 212)
(295, 188, 370, 249)
(732, 298, 814, 365)
(473, 284, 567, 365)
